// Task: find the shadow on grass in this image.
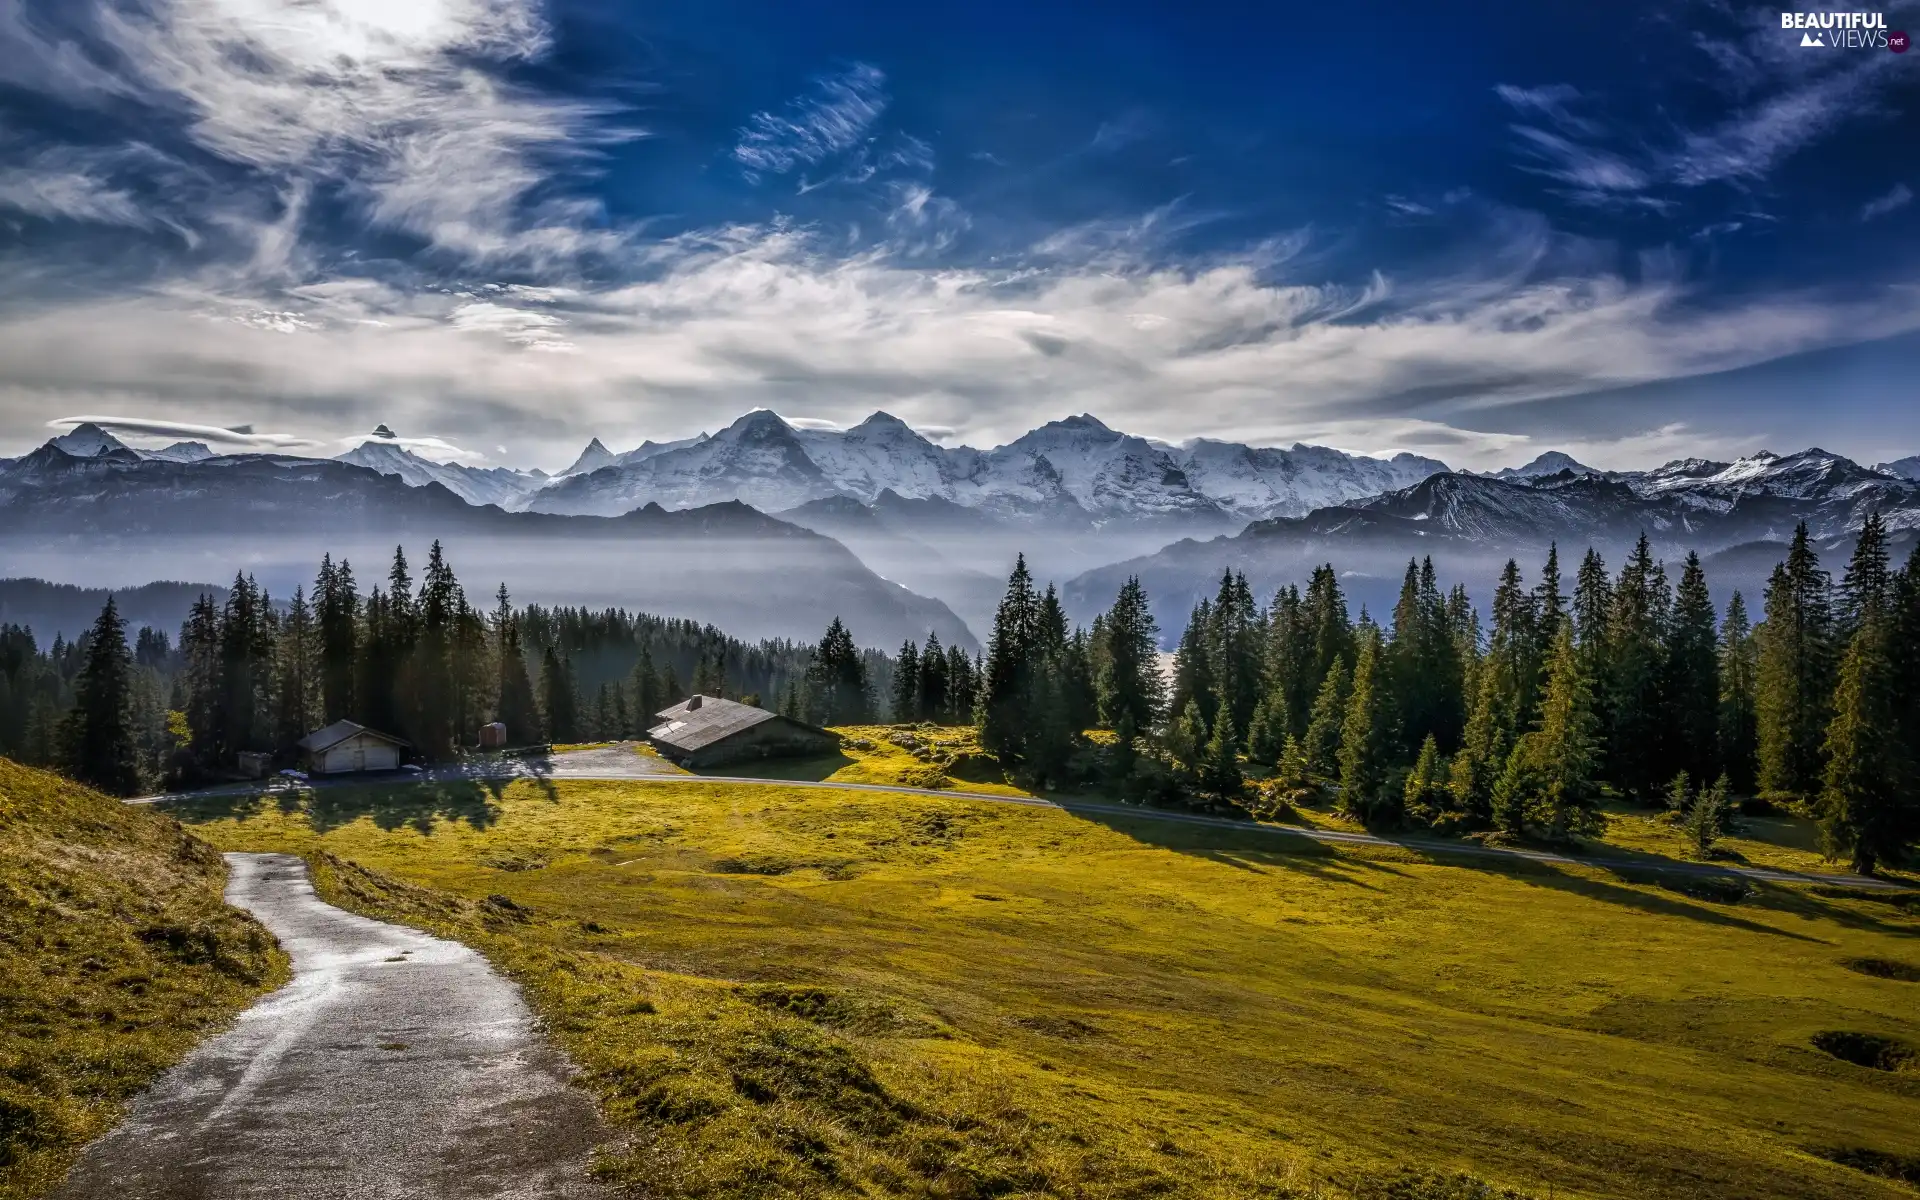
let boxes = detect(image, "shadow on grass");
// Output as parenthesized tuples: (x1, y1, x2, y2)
(692, 751, 857, 783)
(168, 754, 559, 835)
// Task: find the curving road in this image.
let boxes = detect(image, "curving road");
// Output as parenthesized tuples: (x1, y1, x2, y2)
(129, 745, 1916, 893)
(54, 853, 611, 1200)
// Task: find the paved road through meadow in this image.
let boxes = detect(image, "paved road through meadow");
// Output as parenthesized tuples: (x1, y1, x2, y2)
(53, 853, 611, 1200)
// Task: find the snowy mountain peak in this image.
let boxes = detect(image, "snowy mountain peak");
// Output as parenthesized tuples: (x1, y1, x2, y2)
(146, 441, 215, 463)
(49, 423, 129, 458)
(1875, 455, 1920, 482)
(561, 437, 616, 477)
(1492, 451, 1596, 481)
(851, 410, 914, 433)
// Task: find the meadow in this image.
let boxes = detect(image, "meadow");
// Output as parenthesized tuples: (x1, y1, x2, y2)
(177, 769, 1920, 1200)
(0, 760, 287, 1200)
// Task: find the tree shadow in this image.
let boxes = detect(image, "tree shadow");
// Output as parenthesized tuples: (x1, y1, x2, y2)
(692, 751, 856, 783)
(1055, 800, 1852, 943)
(167, 755, 559, 833)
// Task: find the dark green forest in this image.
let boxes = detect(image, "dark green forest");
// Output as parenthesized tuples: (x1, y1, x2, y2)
(9, 520, 1918, 874)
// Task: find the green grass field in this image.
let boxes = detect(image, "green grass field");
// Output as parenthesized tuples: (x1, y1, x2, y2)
(177, 775, 1920, 1200)
(0, 760, 288, 1200)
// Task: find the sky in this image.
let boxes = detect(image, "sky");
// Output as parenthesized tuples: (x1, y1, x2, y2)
(0, 0, 1916, 472)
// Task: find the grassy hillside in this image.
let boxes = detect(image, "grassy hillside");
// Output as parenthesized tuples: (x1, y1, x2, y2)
(180, 776, 1920, 1200)
(0, 759, 287, 1199)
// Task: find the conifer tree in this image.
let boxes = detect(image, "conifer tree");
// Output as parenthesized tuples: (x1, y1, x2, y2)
(1095, 577, 1164, 735)
(1820, 619, 1912, 874)
(1499, 624, 1604, 841)
(1450, 665, 1507, 823)
(273, 586, 319, 751)
(979, 556, 1040, 760)
(314, 554, 358, 723)
(1404, 734, 1447, 825)
(945, 643, 975, 723)
(180, 593, 221, 764)
(493, 587, 539, 744)
(1665, 552, 1720, 788)
(1168, 601, 1215, 728)
(1756, 524, 1834, 800)
(1837, 511, 1893, 636)
(1487, 558, 1539, 730)
(1246, 697, 1283, 765)
(60, 597, 140, 795)
(1717, 591, 1760, 794)
(1338, 632, 1393, 823)
(891, 639, 922, 722)
(1167, 698, 1208, 773)
(1199, 704, 1244, 800)
(807, 617, 872, 726)
(919, 631, 950, 722)
(1688, 774, 1730, 858)
(1534, 543, 1566, 646)
(1303, 565, 1354, 694)
(1607, 534, 1671, 800)
(627, 643, 661, 731)
(1302, 654, 1350, 778)
(539, 647, 580, 743)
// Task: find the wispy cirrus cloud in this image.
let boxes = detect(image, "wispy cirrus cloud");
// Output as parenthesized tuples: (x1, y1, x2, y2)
(732, 63, 889, 181)
(1860, 183, 1913, 222)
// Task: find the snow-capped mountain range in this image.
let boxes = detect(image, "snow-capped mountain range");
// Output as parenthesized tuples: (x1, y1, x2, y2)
(523, 409, 1451, 528)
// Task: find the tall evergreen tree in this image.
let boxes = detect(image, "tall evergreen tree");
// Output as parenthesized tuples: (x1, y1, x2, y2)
(1095, 577, 1164, 735)
(1665, 552, 1720, 788)
(1717, 591, 1760, 794)
(314, 554, 358, 723)
(978, 556, 1041, 761)
(1199, 703, 1244, 800)
(539, 646, 580, 743)
(1756, 524, 1835, 800)
(1167, 601, 1215, 729)
(493, 586, 540, 744)
(60, 598, 140, 795)
(891, 639, 922, 722)
(1534, 543, 1566, 646)
(918, 631, 950, 723)
(1837, 511, 1893, 635)
(1302, 655, 1350, 778)
(1501, 624, 1604, 841)
(1303, 565, 1354, 698)
(1337, 632, 1393, 823)
(627, 643, 661, 733)
(1263, 583, 1313, 741)
(1820, 619, 1912, 874)
(807, 617, 872, 725)
(274, 586, 319, 752)
(1607, 534, 1671, 800)
(180, 593, 221, 764)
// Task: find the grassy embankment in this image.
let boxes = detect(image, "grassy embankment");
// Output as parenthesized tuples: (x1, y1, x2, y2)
(180, 768, 1920, 1200)
(0, 759, 287, 1200)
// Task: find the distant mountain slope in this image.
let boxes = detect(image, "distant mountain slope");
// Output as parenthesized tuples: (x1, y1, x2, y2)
(1488, 451, 1597, 481)
(337, 440, 544, 509)
(0, 578, 231, 644)
(1064, 451, 1920, 641)
(0, 446, 975, 650)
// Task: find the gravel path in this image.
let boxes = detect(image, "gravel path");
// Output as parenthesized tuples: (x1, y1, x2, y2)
(53, 853, 612, 1200)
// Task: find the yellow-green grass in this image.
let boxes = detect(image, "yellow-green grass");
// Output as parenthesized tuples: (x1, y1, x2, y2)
(712, 724, 1040, 800)
(179, 777, 1920, 1200)
(0, 760, 288, 1199)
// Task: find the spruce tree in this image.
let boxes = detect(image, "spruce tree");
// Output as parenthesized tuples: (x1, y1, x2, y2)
(918, 631, 950, 723)
(1095, 577, 1164, 735)
(1450, 665, 1507, 823)
(1199, 704, 1244, 800)
(1246, 697, 1283, 765)
(315, 554, 358, 723)
(807, 617, 872, 726)
(628, 643, 661, 731)
(1501, 624, 1604, 841)
(1302, 655, 1350, 778)
(1607, 534, 1671, 800)
(493, 587, 540, 745)
(891, 639, 922, 722)
(539, 647, 580, 743)
(979, 556, 1040, 760)
(180, 593, 221, 766)
(1665, 552, 1720, 788)
(1717, 591, 1760, 794)
(60, 597, 140, 795)
(1168, 601, 1216, 729)
(1337, 632, 1393, 823)
(1756, 524, 1834, 800)
(1168, 698, 1208, 773)
(1534, 543, 1566, 645)
(1404, 734, 1446, 825)
(1688, 774, 1730, 858)
(274, 585, 319, 751)
(1303, 565, 1354, 693)
(1263, 583, 1311, 742)
(1837, 511, 1893, 636)
(1820, 619, 1912, 874)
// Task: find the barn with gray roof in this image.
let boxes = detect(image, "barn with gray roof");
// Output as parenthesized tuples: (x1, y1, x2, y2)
(646, 695, 838, 768)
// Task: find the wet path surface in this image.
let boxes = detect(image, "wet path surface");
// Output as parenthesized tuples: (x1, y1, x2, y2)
(54, 853, 611, 1200)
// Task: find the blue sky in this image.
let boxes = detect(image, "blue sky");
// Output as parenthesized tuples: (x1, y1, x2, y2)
(0, 0, 1915, 470)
